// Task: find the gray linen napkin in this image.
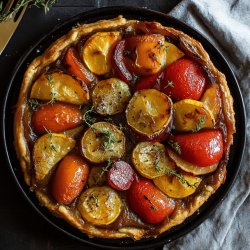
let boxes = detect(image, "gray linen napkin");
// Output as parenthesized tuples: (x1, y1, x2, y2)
(164, 0, 250, 249)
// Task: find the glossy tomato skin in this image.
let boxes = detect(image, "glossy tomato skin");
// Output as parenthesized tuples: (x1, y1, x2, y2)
(127, 178, 175, 224)
(107, 161, 135, 191)
(64, 47, 95, 85)
(170, 130, 224, 167)
(161, 58, 207, 101)
(111, 40, 133, 83)
(51, 154, 89, 205)
(133, 72, 163, 92)
(32, 102, 83, 134)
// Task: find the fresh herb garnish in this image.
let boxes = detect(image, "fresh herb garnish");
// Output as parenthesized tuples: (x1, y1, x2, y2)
(99, 130, 117, 152)
(165, 169, 199, 189)
(168, 141, 181, 154)
(166, 81, 174, 88)
(94, 160, 112, 185)
(0, 0, 57, 22)
(193, 116, 206, 132)
(44, 127, 57, 152)
(83, 106, 97, 127)
(154, 152, 162, 172)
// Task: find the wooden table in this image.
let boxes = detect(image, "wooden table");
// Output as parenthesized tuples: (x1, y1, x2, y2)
(0, 1, 181, 249)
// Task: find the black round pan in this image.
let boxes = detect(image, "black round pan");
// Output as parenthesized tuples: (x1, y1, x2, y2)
(1, 6, 246, 250)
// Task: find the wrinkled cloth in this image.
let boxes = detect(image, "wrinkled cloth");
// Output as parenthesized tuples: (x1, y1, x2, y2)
(164, 0, 250, 249)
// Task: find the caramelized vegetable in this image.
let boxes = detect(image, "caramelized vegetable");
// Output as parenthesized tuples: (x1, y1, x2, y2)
(30, 72, 89, 105)
(78, 186, 122, 225)
(153, 172, 202, 198)
(82, 31, 121, 75)
(32, 102, 83, 134)
(167, 149, 218, 175)
(201, 83, 221, 119)
(161, 58, 207, 101)
(132, 142, 175, 179)
(64, 47, 95, 85)
(33, 133, 75, 181)
(50, 154, 89, 205)
(164, 41, 185, 66)
(128, 179, 175, 224)
(111, 39, 133, 83)
(126, 89, 173, 139)
(92, 78, 131, 115)
(125, 34, 167, 76)
(173, 99, 215, 131)
(107, 161, 135, 191)
(81, 122, 125, 163)
(169, 130, 224, 167)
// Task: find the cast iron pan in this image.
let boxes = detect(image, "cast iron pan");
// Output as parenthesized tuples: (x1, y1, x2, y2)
(1, 6, 246, 250)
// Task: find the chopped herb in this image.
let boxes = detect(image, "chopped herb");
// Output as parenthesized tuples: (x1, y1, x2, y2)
(44, 127, 57, 152)
(144, 195, 158, 210)
(165, 168, 199, 189)
(168, 141, 181, 154)
(154, 152, 162, 172)
(104, 117, 113, 122)
(94, 160, 112, 185)
(193, 116, 206, 132)
(150, 205, 157, 210)
(83, 106, 97, 127)
(99, 130, 117, 152)
(90, 194, 99, 208)
(118, 123, 127, 131)
(124, 50, 130, 56)
(166, 81, 174, 88)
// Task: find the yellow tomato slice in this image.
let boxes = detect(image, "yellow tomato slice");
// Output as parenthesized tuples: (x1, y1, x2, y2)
(77, 186, 122, 225)
(82, 31, 121, 75)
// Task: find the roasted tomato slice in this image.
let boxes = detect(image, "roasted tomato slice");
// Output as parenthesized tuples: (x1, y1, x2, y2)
(64, 47, 95, 85)
(169, 130, 224, 167)
(161, 58, 207, 101)
(111, 40, 133, 83)
(127, 178, 175, 224)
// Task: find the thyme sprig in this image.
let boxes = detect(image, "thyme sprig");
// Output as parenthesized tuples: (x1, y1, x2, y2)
(99, 130, 117, 152)
(82, 106, 97, 127)
(193, 116, 206, 132)
(166, 81, 174, 88)
(165, 168, 199, 189)
(0, 0, 57, 22)
(44, 127, 57, 152)
(94, 160, 112, 185)
(168, 141, 181, 154)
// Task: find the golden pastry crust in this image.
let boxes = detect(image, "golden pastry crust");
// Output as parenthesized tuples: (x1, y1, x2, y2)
(14, 16, 235, 240)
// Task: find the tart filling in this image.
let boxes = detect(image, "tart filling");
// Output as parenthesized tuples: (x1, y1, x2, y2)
(14, 16, 235, 240)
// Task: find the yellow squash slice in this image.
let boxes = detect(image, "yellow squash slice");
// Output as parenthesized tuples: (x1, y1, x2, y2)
(33, 133, 76, 181)
(201, 84, 222, 119)
(153, 173, 202, 198)
(173, 99, 215, 131)
(165, 41, 185, 66)
(81, 122, 125, 163)
(126, 89, 173, 139)
(167, 148, 218, 175)
(132, 142, 175, 179)
(30, 72, 89, 105)
(82, 31, 121, 75)
(92, 78, 131, 115)
(77, 186, 122, 225)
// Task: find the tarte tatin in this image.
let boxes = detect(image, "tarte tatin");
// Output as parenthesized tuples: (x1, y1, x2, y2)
(14, 16, 235, 240)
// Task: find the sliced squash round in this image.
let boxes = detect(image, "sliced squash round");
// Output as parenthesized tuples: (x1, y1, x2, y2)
(132, 142, 175, 179)
(126, 89, 173, 139)
(77, 186, 122, 225)
(30, 72, 89, 105)
(33, 133, 76, 181)
(201, 84, 221, 119)
(82, 31, 121, 75)
(81, 122, 125, 163)
(173, 99, 215, 132)
(165, 41, 185, 66)
(167, 148, 218, 175)
(153, 173, 201, 198)
(92, 78, 131, 115)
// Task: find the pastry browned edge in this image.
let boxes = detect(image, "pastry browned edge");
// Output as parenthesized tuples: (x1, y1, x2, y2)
(14, 16, 235, 240)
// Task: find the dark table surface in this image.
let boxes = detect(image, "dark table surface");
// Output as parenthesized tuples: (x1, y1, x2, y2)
(0, 1, 182, 250)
